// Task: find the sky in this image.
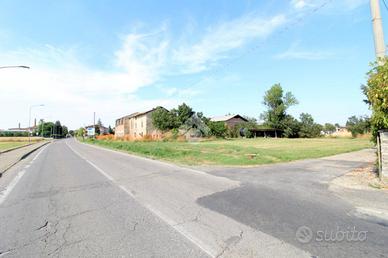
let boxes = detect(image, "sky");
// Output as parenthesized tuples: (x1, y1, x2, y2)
(0, 0, 386, 129)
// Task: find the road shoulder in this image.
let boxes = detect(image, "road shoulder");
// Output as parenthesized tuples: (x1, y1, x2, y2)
(329, 163, 388, 222)
(0, 141, 50, 177)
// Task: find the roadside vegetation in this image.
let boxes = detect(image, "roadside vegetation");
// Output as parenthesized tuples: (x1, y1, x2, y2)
(83, 137, 372, 166)
(0, 141, 30, 151)
(146, 84, 372, 140)
(0, 137, 44, 151)
(362, 59, 388, 142)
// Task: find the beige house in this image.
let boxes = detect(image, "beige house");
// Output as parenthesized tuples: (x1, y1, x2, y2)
(115, 107, 166, 139)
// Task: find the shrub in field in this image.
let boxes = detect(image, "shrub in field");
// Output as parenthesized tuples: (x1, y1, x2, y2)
(208, 121, 227, 138)
(96, 134, 114, 141)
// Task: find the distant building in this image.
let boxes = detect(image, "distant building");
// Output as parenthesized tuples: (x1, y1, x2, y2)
(210, 114, 248, 128)
(330, 126, 351, 137)
(115, 107, 166, 139)
(85, 124, 109, 136)
(8, 121, 37, 133)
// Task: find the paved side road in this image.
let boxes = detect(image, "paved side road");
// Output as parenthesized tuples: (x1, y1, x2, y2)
(198, 149, 388, 257)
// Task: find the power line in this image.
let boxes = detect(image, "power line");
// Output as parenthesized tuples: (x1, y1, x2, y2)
(382, 0, 388, 12)
(181, 0, 334, 90)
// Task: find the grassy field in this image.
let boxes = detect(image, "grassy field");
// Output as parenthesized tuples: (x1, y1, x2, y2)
(83, 137, 373, 166)
(0, 142, 30, 151)
(0, 137, 43, 142)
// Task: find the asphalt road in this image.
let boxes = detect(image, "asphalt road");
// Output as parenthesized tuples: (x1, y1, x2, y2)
(0, 139, 387, 257)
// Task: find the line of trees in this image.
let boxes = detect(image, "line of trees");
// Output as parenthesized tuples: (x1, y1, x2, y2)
(150, 84, 373, 139)
(34, 120, 69, 138)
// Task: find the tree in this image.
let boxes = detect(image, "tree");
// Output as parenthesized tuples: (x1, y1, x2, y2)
(197, 112, 210, 124)
(151, 107, 177, 131)
(95, 118, 103, 135)
(323, 123, 336, 134)
(53, 121, 63, 139)
(174, 103, 194, 127)
(208, 121, 227, 138)
(108, 125, 114, 134)
(346, 115, 371, 137)
(77, 127, 85, 137)
(62, 125, 69, 137)
(261, 84, 298, 134)
(298, 113, 322, 138)
(282, 115, 300, 138)
(362, 60, 388, 141)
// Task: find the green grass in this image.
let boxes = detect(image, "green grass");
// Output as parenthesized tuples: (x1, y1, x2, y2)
(0, 142, 29, 151)
(83, 138, 373, 166)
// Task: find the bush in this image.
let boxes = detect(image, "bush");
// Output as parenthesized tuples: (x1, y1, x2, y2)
(96, 134, 114, 141)
(362, 60, 388, 141)
(346, 115, 371, 137)
(298, 113, 322, 138)
(208, 121, 227, 138)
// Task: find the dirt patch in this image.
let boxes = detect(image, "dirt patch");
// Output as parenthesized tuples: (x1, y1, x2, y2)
(331, 163, 388, 191)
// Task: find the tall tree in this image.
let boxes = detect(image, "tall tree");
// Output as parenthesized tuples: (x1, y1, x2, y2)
(173, 103, 194, 127)
(261, 84, 298, 136)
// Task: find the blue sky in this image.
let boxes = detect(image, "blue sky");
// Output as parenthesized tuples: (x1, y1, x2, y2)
(0, 0, 385, 129)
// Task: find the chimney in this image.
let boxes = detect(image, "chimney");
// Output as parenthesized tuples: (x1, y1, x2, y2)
(18, 122, 20, 129)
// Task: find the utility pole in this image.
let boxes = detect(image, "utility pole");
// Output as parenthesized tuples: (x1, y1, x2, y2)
(370, 0, 386, 62)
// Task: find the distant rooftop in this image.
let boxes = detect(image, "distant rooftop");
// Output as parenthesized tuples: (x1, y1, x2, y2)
(210, 114, 248, 122)
(116, 107, 168, 120)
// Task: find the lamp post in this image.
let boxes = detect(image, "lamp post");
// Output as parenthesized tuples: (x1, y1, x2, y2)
(28, 104, 44, 142)
(40, 119, 44, 138)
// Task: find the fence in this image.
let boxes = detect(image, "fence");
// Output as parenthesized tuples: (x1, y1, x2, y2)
(377, 130, 388, 179)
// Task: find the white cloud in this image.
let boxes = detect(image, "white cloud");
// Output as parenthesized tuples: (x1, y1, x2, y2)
(275, 43, 335, 60)
(291, 0, 311, 9)
(173, 14, 287, 73)
(0, 33, 171, 129)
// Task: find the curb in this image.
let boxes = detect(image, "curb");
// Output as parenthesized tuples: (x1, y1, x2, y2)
(0, 141, 50, 178)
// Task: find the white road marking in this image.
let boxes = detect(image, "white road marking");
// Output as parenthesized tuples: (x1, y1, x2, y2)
(0, 145, 48, 205)
(65, 140, 216, 258)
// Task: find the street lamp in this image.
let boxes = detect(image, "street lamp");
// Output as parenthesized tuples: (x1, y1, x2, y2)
(0, 65, 30, 69)
(29, 104, 44, 142)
